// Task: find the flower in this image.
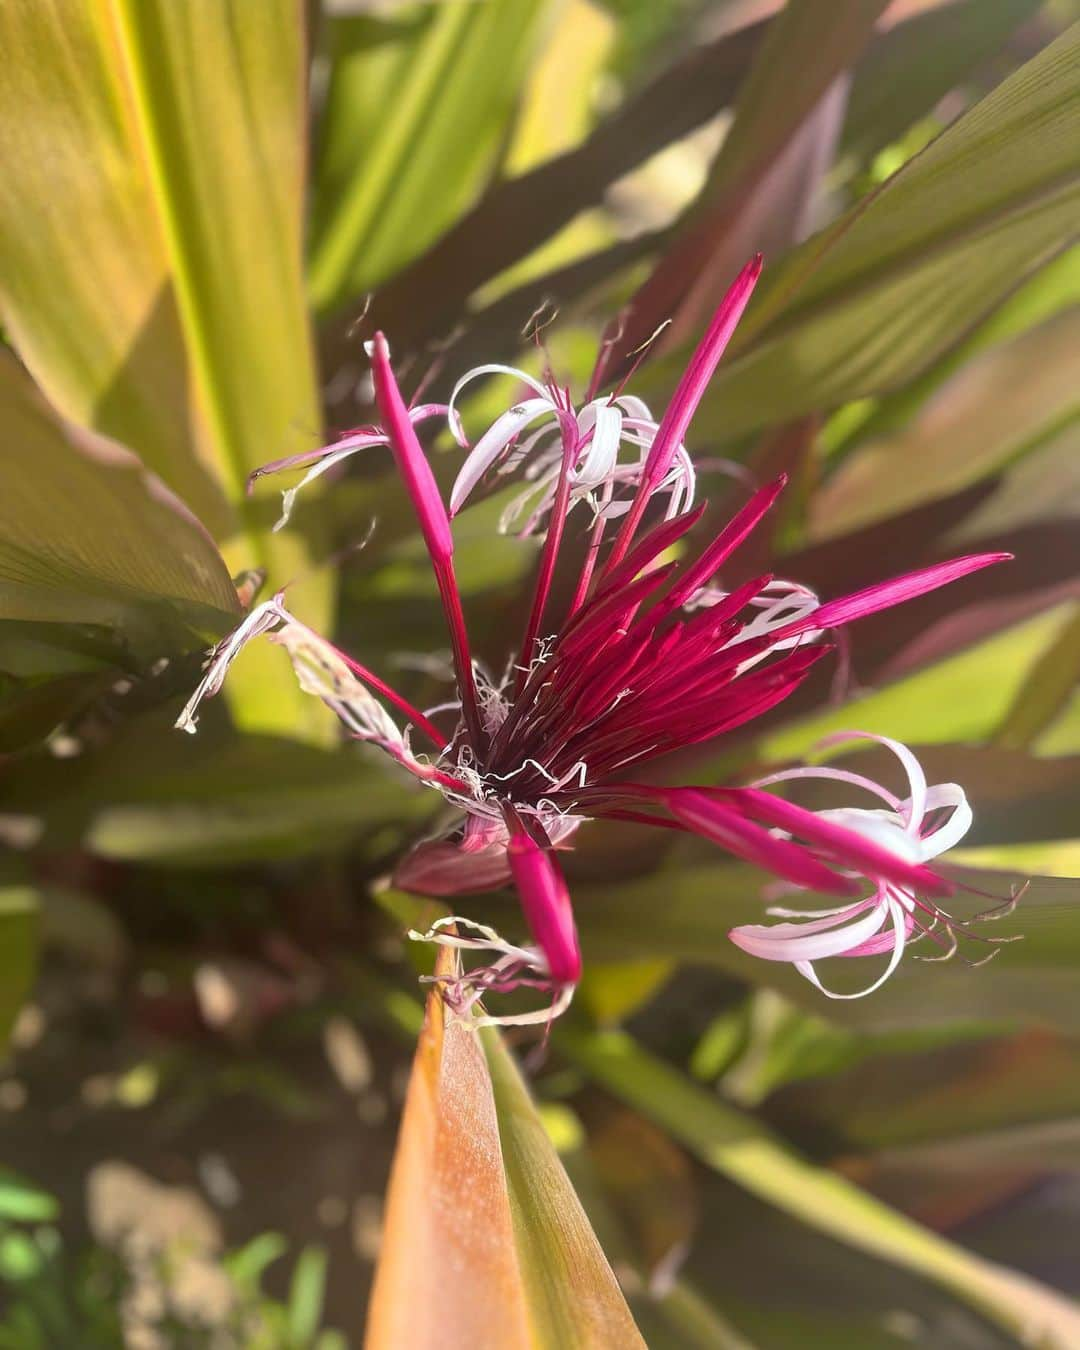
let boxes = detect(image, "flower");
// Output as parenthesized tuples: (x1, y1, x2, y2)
(727, 733, 1021, 998)
(177, 258, 1010, 1024)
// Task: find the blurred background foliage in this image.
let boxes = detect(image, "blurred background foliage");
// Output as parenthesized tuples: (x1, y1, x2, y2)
(0, 0, 1079, 1344)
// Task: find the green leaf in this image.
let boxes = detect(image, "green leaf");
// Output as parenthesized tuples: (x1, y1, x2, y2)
(613, 0, 886, 358)
(366, 946, 644, 1348)
(677, 22, 1080, 440)
(841, 0, 1042, 165)
(0, 1172, 58, 1226)
(0, 356, 239, 658)
(335, 15, 763, 365)
(7, 719, 431, 867)
(286, 1246, 328, 1348)
(994, 605, 1080, 750)
(0, 0, 329, 739)
(761, 604, 1077, 760)
(557, 1026, 1080, 1348)
(309, 0, 552, 310)
(808, 308, 1080, 538)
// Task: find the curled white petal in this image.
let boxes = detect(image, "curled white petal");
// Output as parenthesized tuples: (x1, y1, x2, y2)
(450, 398, 556, 514)
(447, 364, 551, 446)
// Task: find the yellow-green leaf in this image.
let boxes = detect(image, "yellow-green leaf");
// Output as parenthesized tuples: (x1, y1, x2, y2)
(310, 0, 553, 311)
(0, 354, 239, 655)
(559, 1027, 1080, 1349)
(0, 0, 328, 738)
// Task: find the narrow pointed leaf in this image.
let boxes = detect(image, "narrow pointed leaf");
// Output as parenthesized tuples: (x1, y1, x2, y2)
(310, 0, 552, 311)
(668, 22, 1080, 440)
(367, 948, 643, 1349)
(0, 0, 328, 738)
(558, 1027, 1080, 1349)
(0, 355, 239, 657)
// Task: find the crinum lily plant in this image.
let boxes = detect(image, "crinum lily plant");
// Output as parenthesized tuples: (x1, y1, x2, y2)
(178, 259, 1014, 1024)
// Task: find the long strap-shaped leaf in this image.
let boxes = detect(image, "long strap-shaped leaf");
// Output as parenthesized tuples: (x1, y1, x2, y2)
(559, 1026, 1080, 1348)
(0, 0, 327, 737)
(310, 0, 552, 311)
(677, 21, 1080, 440)
(366, 948, 645, 1350)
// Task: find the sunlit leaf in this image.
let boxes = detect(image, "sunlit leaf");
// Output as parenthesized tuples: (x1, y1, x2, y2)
(366, 946, 643, 1348)
(809, 309, 1080, 538)
(993, 605, 1080, 750)
(0, 0, 328, 739)
(329, 15, 766, 372)
(671, 22, 1080, 440)
(0, 356, 239, 656)
(761, 604, 1076, 760)
(310, 0, 552, 311)
(558, 1026, 1080, 1348)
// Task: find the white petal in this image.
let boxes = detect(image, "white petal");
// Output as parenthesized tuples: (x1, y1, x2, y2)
(730, 899, 889, 963)
(447, 364, 551, 445)
(450, 399, 555, 513)
(575, 402, 622, 487)
(795, 897, 908, 1000)
(820, 731, 928, 831)
(273, 437, 386, 531)
(918, 783, 973, 858)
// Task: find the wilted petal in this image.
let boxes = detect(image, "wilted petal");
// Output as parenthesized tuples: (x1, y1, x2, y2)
(394, 838, 513, 896)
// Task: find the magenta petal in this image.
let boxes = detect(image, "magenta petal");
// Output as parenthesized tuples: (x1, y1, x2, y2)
(394, 838, 512, 896)
(724, 788, 952, 897)
(778, 553, 1012, 637)
(639, 255, 762, 495)
(604, 256, 762, 569)
(663, 476, 787, 614)
(507, 831, 582, 984)
(666, 788, 858, 896)
(369, 333, 454, 565)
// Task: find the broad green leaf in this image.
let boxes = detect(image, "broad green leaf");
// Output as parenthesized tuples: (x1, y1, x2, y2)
(761, 605, 1077, 760)
(615, 0, 886, 357)
(673, 22, 1080, 440)
(841, 0, 1042, 165)
(808, 308, 1080, 538)
(6, 719, 430, 867)
(0, 887, 38, 1057)
(994, 605, 1080, 750)
(0, 0, 328, 739)
(329, 16, 765, 368)
(557, 1026, 1080, 1348)
(366, 947, 643, 1348)
(0, 355, 239, 657)
(310, 0, 552, 311)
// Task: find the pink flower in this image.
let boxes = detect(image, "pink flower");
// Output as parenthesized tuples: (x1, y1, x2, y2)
(726, 733, 1020, 998)
(177, 260, 1011, 1024)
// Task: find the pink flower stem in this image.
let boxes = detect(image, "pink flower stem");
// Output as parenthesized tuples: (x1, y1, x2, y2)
(601, 255, 762, 576)
(335, 647, 448, 749)
(369, 332, 486, 752)
(515, 423, 580, 692)
(433, 557, 487, 753)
